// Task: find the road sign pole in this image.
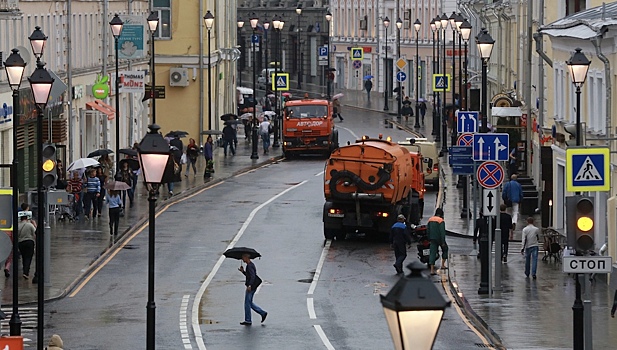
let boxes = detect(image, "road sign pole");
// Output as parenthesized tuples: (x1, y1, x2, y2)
(573, 273, 584, 350)
(584, 273, 593, 350)
(494, 188, 502, 292)
(488, 216, 492, 296)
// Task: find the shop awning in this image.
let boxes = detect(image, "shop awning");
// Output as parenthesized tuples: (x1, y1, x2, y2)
(86, 100, 116, 120)
(491, 107, 523, 117)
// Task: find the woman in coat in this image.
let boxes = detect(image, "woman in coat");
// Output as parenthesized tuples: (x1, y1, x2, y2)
(185, 138, 200, 177)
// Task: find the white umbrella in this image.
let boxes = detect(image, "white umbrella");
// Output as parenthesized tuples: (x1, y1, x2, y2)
(262, 111, 276, 116)
(240, 112, 254, 120)
(67, 158, 100, 171)
(332, 93, 344, 100)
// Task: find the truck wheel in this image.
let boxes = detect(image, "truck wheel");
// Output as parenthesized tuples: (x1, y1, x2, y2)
(324, 227, 336, 240)
(335, 231, 346, 241)
(419, 199, 425, 219)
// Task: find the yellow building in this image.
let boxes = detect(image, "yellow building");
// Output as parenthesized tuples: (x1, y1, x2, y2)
(153, 0, 238, 146)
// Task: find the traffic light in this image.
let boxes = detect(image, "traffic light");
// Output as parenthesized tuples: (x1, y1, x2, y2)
(566, 195, 595, 252)
(41, 143, 57, 188)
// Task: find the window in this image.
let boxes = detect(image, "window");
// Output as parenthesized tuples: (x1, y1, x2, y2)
(153, 0, 171, 39)
(566, 0, 586, 16)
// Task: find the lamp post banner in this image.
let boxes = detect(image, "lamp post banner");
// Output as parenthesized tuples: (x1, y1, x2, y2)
(118, 15, 146, 59)
(119, 71, 146, 94)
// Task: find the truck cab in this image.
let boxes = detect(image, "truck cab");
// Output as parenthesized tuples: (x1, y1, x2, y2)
(282, 97, 339, 157)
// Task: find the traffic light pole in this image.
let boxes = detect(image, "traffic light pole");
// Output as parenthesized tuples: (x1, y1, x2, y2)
(573, 274, 584, 350)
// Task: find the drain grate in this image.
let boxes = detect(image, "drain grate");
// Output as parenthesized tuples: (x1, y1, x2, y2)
(474, 344, 497, 348)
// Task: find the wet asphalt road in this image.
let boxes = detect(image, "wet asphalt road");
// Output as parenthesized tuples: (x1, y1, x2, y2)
(42, 108, 484, 349)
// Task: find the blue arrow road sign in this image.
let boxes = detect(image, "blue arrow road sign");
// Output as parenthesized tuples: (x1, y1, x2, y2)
(457, 111, 479, 133)
(473, 133, 509, 161)
(396, 71, 407, 82)
(251, 34, 259, 43)
(318, 46, 328, 58)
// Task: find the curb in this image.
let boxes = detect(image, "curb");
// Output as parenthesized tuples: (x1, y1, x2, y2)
(41, 155, 285, 304)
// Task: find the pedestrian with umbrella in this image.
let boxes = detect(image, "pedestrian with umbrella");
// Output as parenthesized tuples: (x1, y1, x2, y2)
(224, 247, 268, 326)
(118, 161, 135, 208)
(98, 154, 114, 180)
(185, 138, 199, 177)
(364, 77, 373, 100)
(401, 96, 414, 123)
(203, 135, 214, 178)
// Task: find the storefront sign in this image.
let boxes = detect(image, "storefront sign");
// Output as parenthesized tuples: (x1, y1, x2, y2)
(118, 16, 145, 59)
(0, 103, 13, 124)
(92, 74, 110, 99)
(120, 71, 145, 94)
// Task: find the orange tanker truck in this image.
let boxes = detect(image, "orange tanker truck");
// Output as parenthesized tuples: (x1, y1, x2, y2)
(323, 136, 423, 240)
(282, 96, 339, 157)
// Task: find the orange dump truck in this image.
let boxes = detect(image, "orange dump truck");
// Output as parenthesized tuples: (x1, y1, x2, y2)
(323, 137, 422, 240)
(282, 97, 339, 157)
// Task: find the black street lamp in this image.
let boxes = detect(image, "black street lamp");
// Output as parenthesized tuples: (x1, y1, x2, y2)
(460, 20, 472, 112)
(567, 48, 591, 147)
(137, 124, 171, 350)
(4, 47, 26, 337)
(433, 16, 441, 142)
(272, 16, 284, 148)
(250, 13, 260, 159)
(147, 12, 159, 124)
(458, 18, 472, 220)
(440, 13, 448, 154)
(109, 14, 124, 171)
(449, 12, 458, 149)
(455, 14, 464, 111)
(204, 10, 215, 132)
(383, 16, 390, 111)
(296, 4, 302, 89)
(263, 17, 270, 89)
(476, 28, 495, 134)
(430, 18, 438, 137)
(381, 261, 451, 350)
(325, 11, 332, 99)
(566, 48, 590, 350)
(414, 19, 421, 128)
(28, 58, 53, 350)
(396, 18, 402, 122)
(237, 19, 245, 86)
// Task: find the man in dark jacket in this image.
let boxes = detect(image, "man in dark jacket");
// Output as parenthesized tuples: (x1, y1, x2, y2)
(390, 214, 412, 274)
(238, 253, 267, 325)
(222, 122, 236, 156)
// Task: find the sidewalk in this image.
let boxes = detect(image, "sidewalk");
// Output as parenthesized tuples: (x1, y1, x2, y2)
(0, 138, 282, 306)
(290, 84, 617, 349)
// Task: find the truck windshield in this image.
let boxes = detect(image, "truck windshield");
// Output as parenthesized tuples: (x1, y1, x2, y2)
(286, 105, 328, 119)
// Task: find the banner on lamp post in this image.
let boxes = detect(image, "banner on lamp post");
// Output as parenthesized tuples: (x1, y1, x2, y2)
(119, 71, 146, 94)
(118, 15, 146, 59)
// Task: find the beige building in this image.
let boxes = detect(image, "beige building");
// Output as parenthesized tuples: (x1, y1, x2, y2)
(153, 0, 238, 147)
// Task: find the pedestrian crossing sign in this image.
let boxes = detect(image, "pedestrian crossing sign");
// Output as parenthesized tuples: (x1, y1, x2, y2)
(271, 73, 290, 91)
(432, 74, 451, 92)
(351, 48, 363, 61)
(566, 147, 610, 192)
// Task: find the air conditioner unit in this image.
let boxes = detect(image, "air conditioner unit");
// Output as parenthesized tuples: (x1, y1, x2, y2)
(170, 68, 189, 87)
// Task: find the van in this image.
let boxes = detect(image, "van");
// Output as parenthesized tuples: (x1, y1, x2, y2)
(398, 138, 440, 188)
(257, 68, 276, 90)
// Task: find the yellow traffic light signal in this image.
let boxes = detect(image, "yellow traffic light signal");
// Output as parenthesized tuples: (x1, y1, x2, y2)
(566, 195, 595, 252)
(41, 143, 57, 188)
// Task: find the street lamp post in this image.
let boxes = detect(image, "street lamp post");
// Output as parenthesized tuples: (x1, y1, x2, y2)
(263, 18, 270, 89)
(414, 19, 421, 128)
(137, 124, 171, 350)
(147, 12, 159, 124)
(455, 15, 463, 111)
(459, 19, 472, 220)
(460, 20, 472, 111)
(28, 35, 54, 350)
(325, 11, 332, 99)
(430, 19, 437, 137)
(4, 48, 26, 337)
(237, 19, 245, 86)
(272, 16, 283, 148)
(566, 47, 590, 350)
(434, 17, 441, 142)
(296, 4, 302, 89)
(380, 261, 451, 350)
(109, 14, 124, 171)
(396, 18, 402, 122)
(449, 12, 458, 149)
(204, 11, 215, 132)
(250, 13, 259, 159)
(383, 17, 390, 111)
(475, 28, 494, 295)
(440, 14, 448, 154)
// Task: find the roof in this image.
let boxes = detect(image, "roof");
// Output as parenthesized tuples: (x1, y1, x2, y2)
(540, 2, 617, 39)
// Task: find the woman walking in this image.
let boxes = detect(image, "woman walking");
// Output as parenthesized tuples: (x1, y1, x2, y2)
(119, 162, 134, 208)
(185, 138, 199, 177)
(95, 167, 108, 217)
(204, 135, 214, 177)
(107, 189, 122, 236)
(17, 213, 36, 279)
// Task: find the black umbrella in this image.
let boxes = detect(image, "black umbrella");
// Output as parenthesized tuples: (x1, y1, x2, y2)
(223, 247, 261, 260)
(118, 148, 138, 157)
(165, 130, 189, 138)
(87, 149, 113, 158)
(119, 158, 140, 171)
(220, 113, 238, 121)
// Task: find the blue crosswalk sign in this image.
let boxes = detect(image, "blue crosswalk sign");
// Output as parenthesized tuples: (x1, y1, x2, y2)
(396, 72, 407, 82)
(432, 74, 450, 91)
(473, 133, 509, 161)
(566, 147, 610, 192)
(457, 111, 479, 133)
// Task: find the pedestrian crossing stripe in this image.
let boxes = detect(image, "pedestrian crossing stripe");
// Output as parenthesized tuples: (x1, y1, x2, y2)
(566, 147, 610, 192)
(431, 74, 451, 91)
(271, 72, 289, 91)
(350, 47, 363, 60)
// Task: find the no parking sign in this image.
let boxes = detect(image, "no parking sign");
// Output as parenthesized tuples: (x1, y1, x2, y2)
(476, 161, 504, 189)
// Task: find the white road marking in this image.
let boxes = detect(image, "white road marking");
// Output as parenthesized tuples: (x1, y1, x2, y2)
(307, 297, 316, 319)
(337, 126, 358, 140)
(191, 181, 308, 350)
(315, 171, 324, 177)
(313, 325, 336, 350)
(180, 294, 193, 349)
(308, 240, 331, 295)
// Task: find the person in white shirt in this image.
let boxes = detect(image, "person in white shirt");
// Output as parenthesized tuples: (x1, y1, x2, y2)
(259, 117, 271, 154)
(521, 217, 540, 279)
